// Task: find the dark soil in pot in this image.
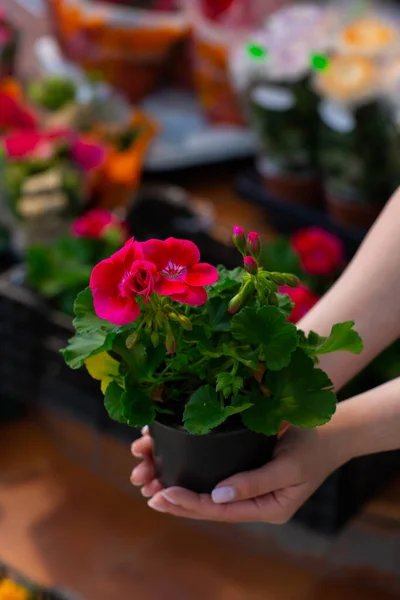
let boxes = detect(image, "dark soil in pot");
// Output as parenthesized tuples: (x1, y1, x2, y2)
(150, 418, 277, 494)
(327, 194, 383, 230)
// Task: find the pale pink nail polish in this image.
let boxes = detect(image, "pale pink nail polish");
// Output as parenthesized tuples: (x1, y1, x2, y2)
(161, 490, 179, 506)
(148, 498, 167, 513)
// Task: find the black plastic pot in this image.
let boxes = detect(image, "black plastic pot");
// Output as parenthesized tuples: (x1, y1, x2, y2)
(150, 420, 277, 494)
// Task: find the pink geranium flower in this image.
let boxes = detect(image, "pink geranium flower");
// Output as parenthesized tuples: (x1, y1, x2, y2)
(141, 237, 219, 306)
(72, 209, 127, 241)
(90, 240, 149, 326)
(280, 284, 319, 324)
(292, 228, 344, 277)
(4, 129, 105, 173)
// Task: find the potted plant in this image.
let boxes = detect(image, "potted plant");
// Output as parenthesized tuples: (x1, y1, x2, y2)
(314, 53, 400, 229)
(230, 3, 329, 205)
(63, 227, 362, 492)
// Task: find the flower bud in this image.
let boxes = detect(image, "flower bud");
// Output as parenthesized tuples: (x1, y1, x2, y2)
(247, 232, 261, 258)
(269, 272, 286, 286)
(166, 331, 176, 354)
(232, 225, 246, 255)
(283, 274, 300, 288)
(178, 314, 193, 331)
(244, 255, 258, 275)
(228, 293, 242, 315)
(269, 293, 279, 307)
(151, 330, 159, 347)
(126, 331, 139, 349)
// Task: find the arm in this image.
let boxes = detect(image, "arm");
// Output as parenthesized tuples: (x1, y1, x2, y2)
(299, 187, 400, 389)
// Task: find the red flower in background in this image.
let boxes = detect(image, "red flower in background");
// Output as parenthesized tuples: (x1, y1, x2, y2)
(292, 228, 344, 277)
(142, 237, 219, 306)
(200, 0, 235, 20)
(0, 88, 37, 131)
(280, 284, 319, 324)
(72, 209, 127, 241)
(3, 129, 105, 173)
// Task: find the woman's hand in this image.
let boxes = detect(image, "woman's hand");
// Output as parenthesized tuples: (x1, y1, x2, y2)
(130, 411, 354, 523)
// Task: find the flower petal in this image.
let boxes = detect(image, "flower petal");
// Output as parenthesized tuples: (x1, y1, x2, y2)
(164, 238, 201, 268)
(93, 291, 140, 325)
(141, 239, 168, 270)
(185, 263, 219, 287)
(171, 285, 208, 306)
(155, 277, 187, 297)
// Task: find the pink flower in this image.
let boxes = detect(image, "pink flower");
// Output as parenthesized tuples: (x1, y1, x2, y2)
(71, 137, 106, 173)
(244, 255, 258, 275)
(233, 225, 246, 254)
(90, 240, 148, 325)
(141, 237, 218, 306)
(4, 129, 105, 173)
(292, 228, 344, 277)
(72, 209, 127, 241)
(247, 231, 261, 257)
(280, 284, 319, 324)
(0, 25, 12, 45)
(233, 225, 245, 237)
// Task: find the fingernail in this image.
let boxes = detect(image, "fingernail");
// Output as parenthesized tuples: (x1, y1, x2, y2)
(161, 490, 179, 506)
(132, 449, 143, 458)
(141, 487, 152, 498)
(212, 486, 235, 504)
(130, 469, 144, 486)
(148, 498, 167, 513)
(142, 426, 149, 435)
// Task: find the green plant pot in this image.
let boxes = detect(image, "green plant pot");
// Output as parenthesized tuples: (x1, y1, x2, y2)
(319, 99, 400, 228)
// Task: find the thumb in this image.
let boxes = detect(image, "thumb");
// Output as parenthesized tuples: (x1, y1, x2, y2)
(211, 455, 299, 504)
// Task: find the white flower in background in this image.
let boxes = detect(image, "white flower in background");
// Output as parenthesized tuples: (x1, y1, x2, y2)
(230, 2, 331, 89)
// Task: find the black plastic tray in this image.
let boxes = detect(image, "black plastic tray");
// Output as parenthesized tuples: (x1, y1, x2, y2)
(236, 171, 367, 260)
(0, 266, 137, 443)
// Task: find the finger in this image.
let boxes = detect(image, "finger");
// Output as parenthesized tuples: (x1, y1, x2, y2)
(131, 435, 153, 459)
(130, 459, 155, 486)
(211, 455, 301, 504)
(148, 488, 290, 523)
(141, 479, 163, 498)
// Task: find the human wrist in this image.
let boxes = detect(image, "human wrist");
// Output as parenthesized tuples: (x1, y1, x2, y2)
(318, 400, 363, 469)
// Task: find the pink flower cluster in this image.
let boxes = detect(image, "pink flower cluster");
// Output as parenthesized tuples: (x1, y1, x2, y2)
(72, 209, 127, 241)
(292, 227, 344, 277)
(90, 237, 219, 325)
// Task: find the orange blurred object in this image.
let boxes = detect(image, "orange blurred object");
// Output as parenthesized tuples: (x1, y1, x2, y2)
(89, 110, 158, 209)
(44, 0, 189, 102)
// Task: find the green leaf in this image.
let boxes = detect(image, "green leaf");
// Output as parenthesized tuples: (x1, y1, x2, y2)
(73, 287, 114, 335)
(276, 293, 295, 319)
(266, 349, 337, 429)
(216, 373, 243, 398)
(184, 386, 228, 434)
(241, 387, 283, 436)
(85, 351, 123, 393)
(123, 344, 166, 384)
(208, 297, 231, 331)
(105, 382, 127, 423)
(300, 322, 363, 357)
(184, 385, 254, 434)
(231, 306, 298, 370)
(121, 386, 155, 428)
(62, 330, 116, 369)
(209, 266, 242, 296)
